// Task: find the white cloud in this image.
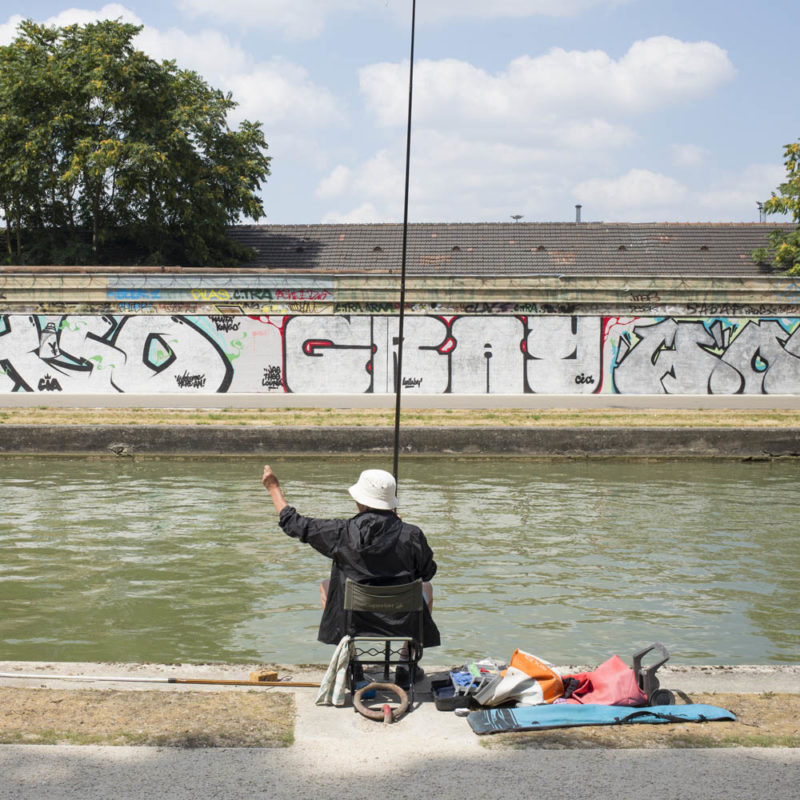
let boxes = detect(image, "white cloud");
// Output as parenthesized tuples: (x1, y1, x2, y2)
(573, 169, 688, 216)
(0, 6, 342, 135)
(316, 166, 352, 199)
(672, 144, 709, 167)
(320, 130, 591, 223)
(0, 15, 26, 45)
(136, 26, 250, 76)
(567, 165, 788, 222)
(135, 16, 343, 130)
(327, 34, 738, 224)
(322, 202, 390, 224)
(179, 0, 362, 40)
(361, 37, 735, 131)
(698, 163, 789, 217)
(223, 61, 344, 129)
(178, 0, 629, 40)
(0, 5, 139, 45)
(423, 1, 628, 20)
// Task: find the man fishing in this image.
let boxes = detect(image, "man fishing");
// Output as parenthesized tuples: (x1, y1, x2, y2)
(261, 465, 440, 681)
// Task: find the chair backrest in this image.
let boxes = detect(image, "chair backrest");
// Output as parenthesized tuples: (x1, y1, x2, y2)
(344, 578, 424, 614)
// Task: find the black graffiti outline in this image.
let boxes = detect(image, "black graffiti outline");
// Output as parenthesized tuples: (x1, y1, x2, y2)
(282, 315, 376, 394)
(0, 314, 234, 393)
(717, 318, 800, 394)
(612, 318, 721, 394)
(521, 315, 604, 394)
(447, 316, 526, 394)
(399, 316, 452, 393)
(0, 314, 101, 391)
(610, 317, 800, 395)
(283, 315, 604, 396)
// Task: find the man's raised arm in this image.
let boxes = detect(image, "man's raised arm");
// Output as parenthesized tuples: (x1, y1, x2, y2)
(262, 464, 289, 514)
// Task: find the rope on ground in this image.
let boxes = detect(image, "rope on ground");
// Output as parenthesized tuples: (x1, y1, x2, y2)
(353, 682, 409, 722)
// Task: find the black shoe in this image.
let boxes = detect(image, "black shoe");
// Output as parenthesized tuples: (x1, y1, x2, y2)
(395, 665, 424, 689)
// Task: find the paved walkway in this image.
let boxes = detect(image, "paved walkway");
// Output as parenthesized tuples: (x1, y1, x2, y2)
(3, 392, 800, 409)
(1, 662, 799, 800)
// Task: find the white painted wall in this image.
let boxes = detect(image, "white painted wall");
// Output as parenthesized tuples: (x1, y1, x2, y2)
(2, 314, 799, 395)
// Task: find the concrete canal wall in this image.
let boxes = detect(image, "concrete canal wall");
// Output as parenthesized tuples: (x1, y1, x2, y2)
(1, 425, 799, 458)
(3, 313, 800, 396)
(2, 270, 799, 397)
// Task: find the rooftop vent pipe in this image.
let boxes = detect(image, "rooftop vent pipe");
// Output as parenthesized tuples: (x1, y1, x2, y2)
(575, 204, 582, 223)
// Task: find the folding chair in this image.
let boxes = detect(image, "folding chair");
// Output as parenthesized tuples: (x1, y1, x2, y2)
(344, 578, 424, 700)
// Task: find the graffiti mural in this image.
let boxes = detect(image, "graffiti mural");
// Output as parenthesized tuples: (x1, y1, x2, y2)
(1, 314, 799, 394)
(606, 317, 800, 394)
(0, 315, 242, 394)
(282, 315, 602, 394)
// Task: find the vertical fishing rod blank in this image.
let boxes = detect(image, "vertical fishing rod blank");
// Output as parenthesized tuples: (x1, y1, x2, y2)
(0, 671, 319, 688)
(392, 0, 417, 487)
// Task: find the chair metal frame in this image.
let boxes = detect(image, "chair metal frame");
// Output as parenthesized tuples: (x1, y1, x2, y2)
(343, 578, 424, 699)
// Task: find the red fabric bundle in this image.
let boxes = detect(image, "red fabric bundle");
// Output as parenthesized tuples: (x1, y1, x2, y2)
(564, 655, 648, 706)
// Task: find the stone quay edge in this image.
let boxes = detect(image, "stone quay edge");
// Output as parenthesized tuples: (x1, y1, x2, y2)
(0, 425, 799, 458)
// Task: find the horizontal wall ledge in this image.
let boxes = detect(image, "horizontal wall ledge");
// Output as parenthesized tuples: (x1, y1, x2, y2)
(2, 393, 800, 410)
(1, 425, 798, 459)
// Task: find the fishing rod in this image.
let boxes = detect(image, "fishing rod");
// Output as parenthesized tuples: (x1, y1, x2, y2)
(0, 671, 319, 688)
(392, 0, 417, 487)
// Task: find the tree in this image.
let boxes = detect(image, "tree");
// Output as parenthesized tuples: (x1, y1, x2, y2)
(0, 19, 270, 266)
(752, 139, 800, 275)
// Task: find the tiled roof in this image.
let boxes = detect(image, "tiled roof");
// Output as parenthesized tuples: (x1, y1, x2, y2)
(229, 222, 792, 276)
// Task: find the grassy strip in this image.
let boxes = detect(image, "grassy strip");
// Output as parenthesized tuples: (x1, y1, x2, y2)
(0, 688, 294, 748)
(0, 407, 798, 428)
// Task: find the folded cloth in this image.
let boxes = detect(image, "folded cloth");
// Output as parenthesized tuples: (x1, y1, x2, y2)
(315, 636, 352, 707)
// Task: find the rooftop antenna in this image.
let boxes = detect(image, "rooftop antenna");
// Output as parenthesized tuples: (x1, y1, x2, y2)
(756, 201, 764, 223)
(392, 0, 417, 487)
(510, 215, 524, 222)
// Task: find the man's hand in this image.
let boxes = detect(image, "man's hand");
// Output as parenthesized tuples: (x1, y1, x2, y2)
(262, 465, 288, 514)
(262, 464, 279, 489)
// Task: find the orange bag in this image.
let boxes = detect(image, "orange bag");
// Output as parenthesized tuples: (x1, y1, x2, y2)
(508, 649, 564, 704)
(473, 649, 565, 707)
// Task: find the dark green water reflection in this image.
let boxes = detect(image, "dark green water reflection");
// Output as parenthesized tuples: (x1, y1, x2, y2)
(1, 457, 798, 665)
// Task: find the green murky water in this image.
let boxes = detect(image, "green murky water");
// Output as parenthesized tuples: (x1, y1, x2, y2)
(1, 457, 798, 665)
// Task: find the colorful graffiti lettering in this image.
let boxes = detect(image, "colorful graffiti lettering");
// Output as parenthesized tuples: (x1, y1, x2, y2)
(0, 315, 234, 393)
(608, 318, 800, 394)
(0, 314, 799, 394)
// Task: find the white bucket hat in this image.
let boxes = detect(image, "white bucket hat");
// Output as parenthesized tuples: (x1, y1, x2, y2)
(348, 469, 398, 510)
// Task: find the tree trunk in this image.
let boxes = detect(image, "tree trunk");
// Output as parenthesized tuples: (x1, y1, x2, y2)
(1, 198, 11, 256)
(89, 172, 100, 257)
(66, 187, 75, 231)
(15, 208, 22, 257)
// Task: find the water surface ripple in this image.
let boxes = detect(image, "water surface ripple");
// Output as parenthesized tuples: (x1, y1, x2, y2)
(1, 457, 798, 665)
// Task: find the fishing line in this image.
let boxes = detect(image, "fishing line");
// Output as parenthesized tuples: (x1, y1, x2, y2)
(392, 0, 416, 487)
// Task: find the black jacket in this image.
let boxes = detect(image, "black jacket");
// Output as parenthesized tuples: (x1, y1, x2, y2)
(279, 506, 440, 647)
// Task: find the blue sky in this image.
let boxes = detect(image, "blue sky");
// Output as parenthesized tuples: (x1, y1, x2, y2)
(2, 0, 797, 225)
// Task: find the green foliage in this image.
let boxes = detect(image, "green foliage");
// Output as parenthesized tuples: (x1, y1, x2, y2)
(752, 140, 800, 275)
(0, 19, 270, 266)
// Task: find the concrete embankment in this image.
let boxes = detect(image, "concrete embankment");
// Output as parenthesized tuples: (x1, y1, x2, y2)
(1, 424, 800, 458)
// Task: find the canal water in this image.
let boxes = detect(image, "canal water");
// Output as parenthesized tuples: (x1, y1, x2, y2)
(1, 456, 798, 666)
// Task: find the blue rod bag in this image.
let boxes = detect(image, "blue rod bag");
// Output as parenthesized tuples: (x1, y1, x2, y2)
(468, 703, 736, 736)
